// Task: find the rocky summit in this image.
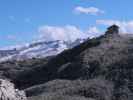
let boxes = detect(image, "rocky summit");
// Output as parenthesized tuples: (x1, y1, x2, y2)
(0, 25, 133, 100)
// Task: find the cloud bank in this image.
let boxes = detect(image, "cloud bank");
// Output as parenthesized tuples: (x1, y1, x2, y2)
(38, 25, 101, 42)
(86, 26, 102, 38)
(74, 6, 104, 15)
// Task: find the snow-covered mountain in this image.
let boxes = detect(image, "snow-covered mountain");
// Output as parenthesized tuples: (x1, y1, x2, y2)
(0, 39, 85, 62)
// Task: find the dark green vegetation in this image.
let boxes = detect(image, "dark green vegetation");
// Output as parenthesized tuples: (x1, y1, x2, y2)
(26, 79, 113, 100)
(1, 25, 133, 100)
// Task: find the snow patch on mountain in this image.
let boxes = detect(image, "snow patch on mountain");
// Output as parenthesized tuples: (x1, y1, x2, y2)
(0, 39, 85, 62)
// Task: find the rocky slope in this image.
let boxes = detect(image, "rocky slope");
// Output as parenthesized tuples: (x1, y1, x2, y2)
(0, 25, 133, 100)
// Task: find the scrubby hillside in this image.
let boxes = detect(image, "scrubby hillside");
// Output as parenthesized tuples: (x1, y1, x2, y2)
(1, 25, 133, 100)
(26, 79, 113, 100)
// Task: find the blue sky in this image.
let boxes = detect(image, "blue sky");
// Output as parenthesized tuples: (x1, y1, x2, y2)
(0, 0, 133, 48)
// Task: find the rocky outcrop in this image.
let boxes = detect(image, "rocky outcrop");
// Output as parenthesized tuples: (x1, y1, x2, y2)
(0, 79, 27, 100)
(105, 24, 119, 35)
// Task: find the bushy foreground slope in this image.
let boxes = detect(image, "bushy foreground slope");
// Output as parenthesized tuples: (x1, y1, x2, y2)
(26, 79, 113, 100)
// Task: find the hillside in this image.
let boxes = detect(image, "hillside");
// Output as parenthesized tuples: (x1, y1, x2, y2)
(0, 25, 133, 100)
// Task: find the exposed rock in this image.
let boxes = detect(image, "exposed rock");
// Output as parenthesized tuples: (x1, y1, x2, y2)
(105, 24, 119, 35)
(0, 79, 27, 100)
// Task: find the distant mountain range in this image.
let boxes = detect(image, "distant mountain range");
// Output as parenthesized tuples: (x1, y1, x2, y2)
(0, 39, 85, 62)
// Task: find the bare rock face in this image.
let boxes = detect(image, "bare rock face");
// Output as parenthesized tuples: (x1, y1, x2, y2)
(0, 79, 27, 100)
(105, 24, 119, 35)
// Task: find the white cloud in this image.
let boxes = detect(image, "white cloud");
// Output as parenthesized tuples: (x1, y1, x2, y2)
(87, 26, 102, 38)
(87, 27, 100, 34)
(96, 20, 133, 33)
(96, 20, 121, 26)
(38, 25, 87, 42)
(74, 6, 104, 15)
(38, 25, 101, 42)
(1, 25, 102, 49)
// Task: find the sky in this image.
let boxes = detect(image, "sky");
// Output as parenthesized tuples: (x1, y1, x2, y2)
(0, 0, 133, 48)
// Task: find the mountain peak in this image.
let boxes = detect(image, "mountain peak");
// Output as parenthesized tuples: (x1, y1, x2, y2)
(0, 39, 86, 62)
(105, 24, 119, 36)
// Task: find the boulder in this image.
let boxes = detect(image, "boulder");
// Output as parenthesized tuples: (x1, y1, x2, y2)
(0, 79, 27, 100)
